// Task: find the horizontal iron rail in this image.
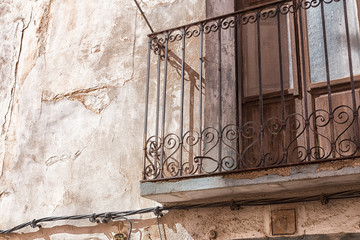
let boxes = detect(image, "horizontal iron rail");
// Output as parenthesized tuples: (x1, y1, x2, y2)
(147, 0, 339, 39)
(148, 0, 289, 37)
(143, 0, 360, 181)
(142, 155, 360, 182)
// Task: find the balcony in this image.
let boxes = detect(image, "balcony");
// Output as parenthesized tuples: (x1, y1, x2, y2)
(142, 0, 360, 183)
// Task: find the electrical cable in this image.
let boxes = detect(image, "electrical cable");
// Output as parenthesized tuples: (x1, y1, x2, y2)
(1, 189, 360, 235)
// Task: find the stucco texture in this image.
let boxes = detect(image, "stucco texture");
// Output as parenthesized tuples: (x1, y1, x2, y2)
(0, 0, 360, 239)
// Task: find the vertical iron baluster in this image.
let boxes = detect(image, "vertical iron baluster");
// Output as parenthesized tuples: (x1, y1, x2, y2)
(198, 25, 204, 173)
(236, 14, 244, 170)
(143, 37, 152, 180)
(160, 34, 169, 179)
(257, 13, 265, 166)
(218, 20, 223, 172)
(298, 5, 311, 162)
(277, 6, 286, 164)
(320, 1, 335, 158)
(155, 53, 161, 174)
(343, 0, 360, 151)
(234, 15, 241, 170)
(179, 29, 186, 176)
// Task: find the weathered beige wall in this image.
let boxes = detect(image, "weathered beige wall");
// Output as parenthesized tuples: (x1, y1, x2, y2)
(2, 197, 360, 239)
(0, 0, 205, 238)
(1, 0, 360, 239)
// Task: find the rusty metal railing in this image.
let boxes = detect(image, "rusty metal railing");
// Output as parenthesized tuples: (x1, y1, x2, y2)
(142, 0, 360, 180)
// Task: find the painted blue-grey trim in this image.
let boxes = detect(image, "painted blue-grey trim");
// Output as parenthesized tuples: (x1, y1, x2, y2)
(140, 163, 360, 203)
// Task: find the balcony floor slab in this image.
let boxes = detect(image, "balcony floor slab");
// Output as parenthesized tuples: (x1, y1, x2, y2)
(140, 159, 360, 204)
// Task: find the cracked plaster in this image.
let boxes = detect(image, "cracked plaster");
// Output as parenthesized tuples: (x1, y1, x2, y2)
(1, 1, 203, 236)
(41, 85, 118, 114)
(1, 0, 359, 240)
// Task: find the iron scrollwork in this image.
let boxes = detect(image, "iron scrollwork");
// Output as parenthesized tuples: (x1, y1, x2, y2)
(144, 104, 359, 180)
(143, 0, 360, 181)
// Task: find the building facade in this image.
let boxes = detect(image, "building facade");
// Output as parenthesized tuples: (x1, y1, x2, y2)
(1, 0, 360, 239)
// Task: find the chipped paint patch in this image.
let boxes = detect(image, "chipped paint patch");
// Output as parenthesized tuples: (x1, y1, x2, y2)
(42, 85, 118, 114)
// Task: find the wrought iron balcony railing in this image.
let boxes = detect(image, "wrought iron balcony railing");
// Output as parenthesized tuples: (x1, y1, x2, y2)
(142, 0, 360, 181)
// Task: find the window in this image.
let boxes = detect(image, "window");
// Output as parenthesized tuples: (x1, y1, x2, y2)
(235, 0, 360, 167)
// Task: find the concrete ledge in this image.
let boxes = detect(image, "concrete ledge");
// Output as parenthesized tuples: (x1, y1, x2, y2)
(140, 160, 360, 204)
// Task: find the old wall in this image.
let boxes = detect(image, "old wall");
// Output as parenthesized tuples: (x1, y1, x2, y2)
(0, 0, 206, 239)
(1, 0, 360, 240)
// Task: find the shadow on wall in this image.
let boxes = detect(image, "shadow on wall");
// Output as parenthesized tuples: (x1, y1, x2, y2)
(162, 49, 206, 168)
(167, 48, 206, 129)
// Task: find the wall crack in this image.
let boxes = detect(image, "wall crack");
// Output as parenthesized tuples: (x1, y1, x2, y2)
(1, 12, 32, 139)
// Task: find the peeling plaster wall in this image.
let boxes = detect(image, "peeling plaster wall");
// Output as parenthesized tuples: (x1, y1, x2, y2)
(1, 0, 360, 240)
(0, 0, 204, 238)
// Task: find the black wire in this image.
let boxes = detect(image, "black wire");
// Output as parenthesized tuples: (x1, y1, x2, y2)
(1, 189, 360, 235)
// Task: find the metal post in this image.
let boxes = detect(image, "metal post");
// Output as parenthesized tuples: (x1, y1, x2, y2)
(343, 0, 360, 152)
(160, 34, 169, 178)
(198, 25, 204, 173)
(218, 20, 223, 172)
(143, 37, 152, 179)
(179, 29, 186, 176)
(257, 13, 265, 166)
(320, 1, 335, 158)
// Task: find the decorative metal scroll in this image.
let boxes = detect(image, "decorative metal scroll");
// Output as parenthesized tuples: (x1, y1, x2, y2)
(144, 106, 360, 180)
(143, 0, 359, 181)
(149, 0, 341, 55)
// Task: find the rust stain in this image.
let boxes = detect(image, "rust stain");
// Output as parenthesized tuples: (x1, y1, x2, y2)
(222, 167, 291, 180)
(154, 167, 292, 184)
(66, 1, 77, 31)
(0, 191, 9, 199)
(316, 158, 360, 172)
(42, 86, 108, 101)
(42, 85, 117, 114)
(36, 0, 54, 57)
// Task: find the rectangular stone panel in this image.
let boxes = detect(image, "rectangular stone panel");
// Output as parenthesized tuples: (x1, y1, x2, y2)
(271, 209, 296, 235)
